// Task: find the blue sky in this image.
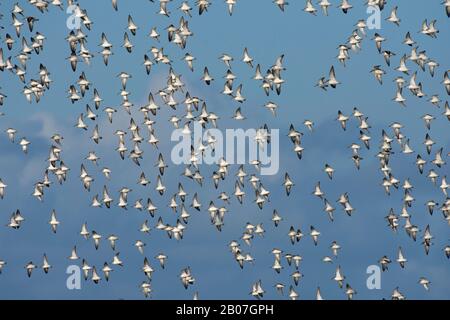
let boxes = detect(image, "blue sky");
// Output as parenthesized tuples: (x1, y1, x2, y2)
(0, 0, 449, 299)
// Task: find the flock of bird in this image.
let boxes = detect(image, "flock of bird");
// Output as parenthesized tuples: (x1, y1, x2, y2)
(0, 0, 449, 300)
